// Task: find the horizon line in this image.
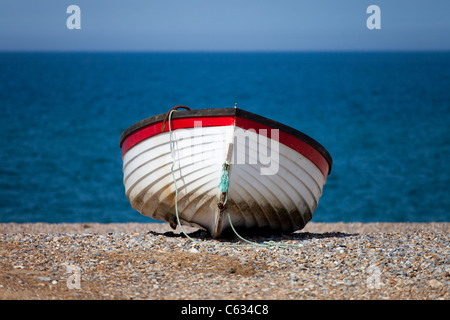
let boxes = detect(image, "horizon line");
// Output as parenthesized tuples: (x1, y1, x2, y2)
(1, 49, 450, 54)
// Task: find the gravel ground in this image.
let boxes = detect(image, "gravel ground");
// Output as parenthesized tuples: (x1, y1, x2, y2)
(0, 222, 448, 300)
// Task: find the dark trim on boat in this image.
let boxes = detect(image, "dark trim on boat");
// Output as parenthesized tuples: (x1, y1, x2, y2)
(119, 108, 333, 174)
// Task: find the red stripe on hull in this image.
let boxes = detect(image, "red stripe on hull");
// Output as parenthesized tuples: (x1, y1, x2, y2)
(121, 115, 329, 178)
(235, 116, 330, 178)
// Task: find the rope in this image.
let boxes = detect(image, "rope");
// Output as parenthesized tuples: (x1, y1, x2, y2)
(162, 105, 190, 132)
(218, 162, 230, 194)
(167, 108, 302, 249)
(168, 109, 210, 247)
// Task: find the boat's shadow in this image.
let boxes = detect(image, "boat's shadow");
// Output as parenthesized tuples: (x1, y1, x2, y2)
(148, 229, 357, 243)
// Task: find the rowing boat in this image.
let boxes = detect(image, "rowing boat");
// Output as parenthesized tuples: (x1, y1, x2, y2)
(119, 106, 332, 238)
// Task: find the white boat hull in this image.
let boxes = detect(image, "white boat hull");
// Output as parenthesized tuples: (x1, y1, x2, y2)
(120, 108, 332, 238)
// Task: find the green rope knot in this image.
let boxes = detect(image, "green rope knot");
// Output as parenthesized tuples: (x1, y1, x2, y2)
(218, 161, 230, 194)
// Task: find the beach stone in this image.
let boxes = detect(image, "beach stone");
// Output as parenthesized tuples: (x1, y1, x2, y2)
(429, 279, 443, 289)
(36, 277, 52, 282)
(188, 247, 200, 253)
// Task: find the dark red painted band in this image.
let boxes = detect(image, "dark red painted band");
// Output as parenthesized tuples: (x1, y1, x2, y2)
(121, 115, 329, 178)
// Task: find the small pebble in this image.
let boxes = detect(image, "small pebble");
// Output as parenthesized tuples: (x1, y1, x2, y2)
(36, 277, 52, 282)
(429, 279, 443, 289)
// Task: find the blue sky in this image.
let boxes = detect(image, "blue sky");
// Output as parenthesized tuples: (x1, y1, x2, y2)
(0, 0, 449, 51)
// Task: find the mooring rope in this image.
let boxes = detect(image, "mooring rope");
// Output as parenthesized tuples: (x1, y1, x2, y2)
(168, 108, 302, 249)
(168, 109, 211, 247)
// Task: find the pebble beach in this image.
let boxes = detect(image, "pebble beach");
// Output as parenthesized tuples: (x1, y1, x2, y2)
(0, 222, 448, 300)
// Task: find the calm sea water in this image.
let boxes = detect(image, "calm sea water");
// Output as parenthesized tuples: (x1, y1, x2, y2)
(0, 52, 449, 223)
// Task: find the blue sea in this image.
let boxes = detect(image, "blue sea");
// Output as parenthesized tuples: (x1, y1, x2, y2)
(0, 52, 449, 223)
